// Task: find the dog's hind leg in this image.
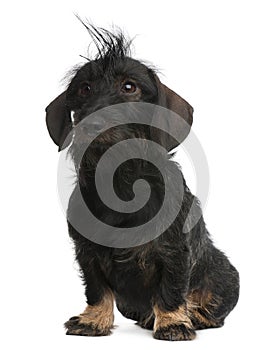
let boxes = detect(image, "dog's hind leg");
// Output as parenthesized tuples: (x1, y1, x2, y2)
(187, 289, 226, 330)
(188, 246, 239, 330)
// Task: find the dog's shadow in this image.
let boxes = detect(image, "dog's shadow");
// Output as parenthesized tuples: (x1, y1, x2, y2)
(112, 320, 152, 339)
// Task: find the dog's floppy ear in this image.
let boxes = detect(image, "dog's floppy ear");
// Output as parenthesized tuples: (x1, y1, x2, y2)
(151, 75, 194, 151)
(45, 91, 73, 151)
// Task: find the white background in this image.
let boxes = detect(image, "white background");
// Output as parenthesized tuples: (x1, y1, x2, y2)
(1, 0, 267, 349)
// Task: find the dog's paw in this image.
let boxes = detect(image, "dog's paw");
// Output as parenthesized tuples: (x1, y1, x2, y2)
(153, 323, 196, 341)
(64, 316, 112, 336)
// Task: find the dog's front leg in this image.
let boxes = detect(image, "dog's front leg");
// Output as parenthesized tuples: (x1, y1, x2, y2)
(153, 246, 196, 341)
(65, 289, 114, 336)
(64, 233, 114, 336)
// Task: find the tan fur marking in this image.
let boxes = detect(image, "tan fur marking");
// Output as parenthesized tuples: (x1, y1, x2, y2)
(78, 290, 114, 331)
(187, 290, 219, 327)
(191, 309, 217, 327)
(153, 304, 193, 332)
(188, 290, 215, 307)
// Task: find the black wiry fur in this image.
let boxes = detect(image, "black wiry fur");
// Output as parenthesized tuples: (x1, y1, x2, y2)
(76, 17, 132, 61)
(46, 23, 239, 341)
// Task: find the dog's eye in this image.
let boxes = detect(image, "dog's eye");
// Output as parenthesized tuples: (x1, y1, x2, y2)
(121, 81, 137, 94)
(78, 83, 91, 97)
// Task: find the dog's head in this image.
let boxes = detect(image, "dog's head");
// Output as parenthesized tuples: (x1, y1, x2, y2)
(46, 23, 193, 153)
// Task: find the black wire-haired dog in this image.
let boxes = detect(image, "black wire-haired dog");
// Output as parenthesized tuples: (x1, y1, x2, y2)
(46, 23, 239, 341)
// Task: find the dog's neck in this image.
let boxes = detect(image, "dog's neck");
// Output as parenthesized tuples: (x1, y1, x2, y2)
(79, 156, 166, 193)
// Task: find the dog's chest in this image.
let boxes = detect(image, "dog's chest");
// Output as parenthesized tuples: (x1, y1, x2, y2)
(99, 248, 159, 301)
